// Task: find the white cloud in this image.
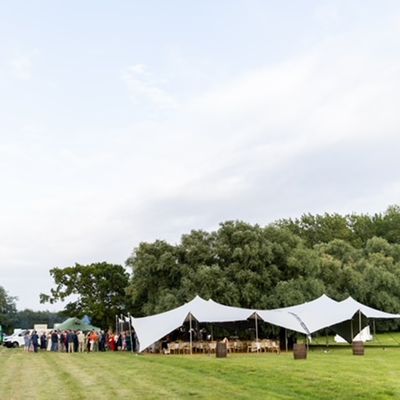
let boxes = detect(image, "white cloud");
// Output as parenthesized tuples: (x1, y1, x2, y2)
(2, 7, 400, 310)
(10, 54, 33, 80)
(122, 64, 177, 110)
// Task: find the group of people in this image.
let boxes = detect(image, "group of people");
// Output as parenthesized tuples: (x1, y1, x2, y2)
(24, 330, 135, 353)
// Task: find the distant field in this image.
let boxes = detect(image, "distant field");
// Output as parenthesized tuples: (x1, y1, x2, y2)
(1, 337, 400, 399)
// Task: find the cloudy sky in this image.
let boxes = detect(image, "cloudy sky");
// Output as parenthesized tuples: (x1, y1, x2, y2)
(1, 1, 400, 310)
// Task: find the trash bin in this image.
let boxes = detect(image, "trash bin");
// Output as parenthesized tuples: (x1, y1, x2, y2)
(352, 341, 364, 356)
(216, 341, 227, 358)
(293, 343, 307, 360)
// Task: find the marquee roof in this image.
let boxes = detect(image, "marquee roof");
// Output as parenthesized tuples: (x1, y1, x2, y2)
(131, 294, 400, 352)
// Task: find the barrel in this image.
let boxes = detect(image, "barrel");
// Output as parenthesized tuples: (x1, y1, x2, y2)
(216, 342, 227, 358)
(293, 343, 307, 360)
(352, 341, 364, 356)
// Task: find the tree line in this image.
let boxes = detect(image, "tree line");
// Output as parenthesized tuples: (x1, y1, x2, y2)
(126, 205, 400, 321)
(0, 287, 64, 333)
(3, 206, 400, 332)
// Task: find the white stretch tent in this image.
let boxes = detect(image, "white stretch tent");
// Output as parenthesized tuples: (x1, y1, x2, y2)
(131, 294, 400, 352)
(131, 296, 256, 352)
(257, 295, 343, 335)
(339, 297, 400, 319)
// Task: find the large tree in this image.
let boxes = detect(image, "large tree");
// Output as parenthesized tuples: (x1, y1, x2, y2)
(126, 222, 326, 315)
(0, 286, 17, 333)
(40, 262, 130, 329)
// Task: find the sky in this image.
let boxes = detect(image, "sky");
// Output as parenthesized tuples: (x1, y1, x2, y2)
(1, 0, 400, 311)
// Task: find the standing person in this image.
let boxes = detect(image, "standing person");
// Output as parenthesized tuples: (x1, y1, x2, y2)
(31, 331, 39, 353)
(99, 331, 106, 352)
(116, 332, 122, 351)
(59, 331, 65, 352)
(122, 332, 127, 351)
(77, 331, 85, 352)
(73, 331, 79, 353)
(67, 330, 74, 353)
(51, 330, 59, 352)
(47, 331, 52, 351)
(40, 332, 47, 350)
(86, 332, 91, 352)
(23, 331, 30, 352)
(90, 331, 99, 352)
(107, 331, 115, 351)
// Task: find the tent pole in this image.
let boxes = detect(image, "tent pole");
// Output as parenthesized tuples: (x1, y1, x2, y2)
(325, 329, 328, 348)
(373, 319, 376, 338)
(255, 314, 258, 342)
(115, 315, 118, 335)
(189, 314, 193, 355)
(128, 313, 134, 354)
(285, 329, 288, 353)
(350, 318, 354, 342)
(358, 310, 362, 340)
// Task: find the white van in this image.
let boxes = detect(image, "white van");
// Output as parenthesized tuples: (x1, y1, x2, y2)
(3, 329, 30, 348)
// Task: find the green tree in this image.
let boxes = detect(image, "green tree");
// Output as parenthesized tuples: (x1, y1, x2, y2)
(0, 286, 17, 333)
(40, 262, 130, 329)
(126, 240, 184, 315)
(13, 309, 64, 329)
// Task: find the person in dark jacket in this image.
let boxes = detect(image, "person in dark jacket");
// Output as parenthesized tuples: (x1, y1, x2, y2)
(40, 332, 47, 350)
(51, 331, 59, 352)
(73, 331, 79, 353)
(31, 331, 39, 353)
(60, 332, 65, 352)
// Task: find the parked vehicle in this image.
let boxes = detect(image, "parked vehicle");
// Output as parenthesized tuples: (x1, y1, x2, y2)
(3, 329, 30, 348)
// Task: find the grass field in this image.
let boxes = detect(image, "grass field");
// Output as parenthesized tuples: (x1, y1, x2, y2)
(1, 343, 400, 400)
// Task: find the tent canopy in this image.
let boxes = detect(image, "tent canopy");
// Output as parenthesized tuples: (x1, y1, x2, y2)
(339, 296, 400, 319)
(54, 317, 100, 332)
(131, 294, 400, 352)
(131, 296, 256, 352)
(256, 294, 343, 335)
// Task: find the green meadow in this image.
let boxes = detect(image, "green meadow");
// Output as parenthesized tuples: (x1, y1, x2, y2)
(1, 343, 400, 400)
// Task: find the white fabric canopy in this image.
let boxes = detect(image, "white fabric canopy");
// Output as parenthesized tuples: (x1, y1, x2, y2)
(131, 296, 255, 352)
(131, 294, 400, 352)
(257, 295, 344, 334)
(339, 296, 400, 319)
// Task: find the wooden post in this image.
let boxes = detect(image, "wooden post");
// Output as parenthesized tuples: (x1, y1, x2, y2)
(285, 329, 288, 353)
(255, 314, 259, 342)
(373, 319, 376, 338)
(128, 313, 134, 354)
(189, 314, 193, 355)
(350, 318, 354, 342)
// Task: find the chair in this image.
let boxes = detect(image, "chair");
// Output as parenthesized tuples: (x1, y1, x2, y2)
(169, 342, 179, 355)
(206, 341, 217, 354)
(270, 340, 280, 354)
(248, 341, 261, 353)
(179, 342, 190, 354)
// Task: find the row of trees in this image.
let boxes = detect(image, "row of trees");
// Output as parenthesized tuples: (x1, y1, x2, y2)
(126, 209, 400, 319)
(3, 205, 400, 332)
(0, 287, 63, 333)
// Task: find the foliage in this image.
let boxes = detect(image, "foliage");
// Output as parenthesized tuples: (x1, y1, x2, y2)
(12, 309, 64, 329)
(0, 286, 17, 333)
(127, 206, 400, 326)
(40, 262, 130, 329)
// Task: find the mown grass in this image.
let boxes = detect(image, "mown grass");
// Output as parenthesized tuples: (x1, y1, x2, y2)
(1, 344, 400, 400)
